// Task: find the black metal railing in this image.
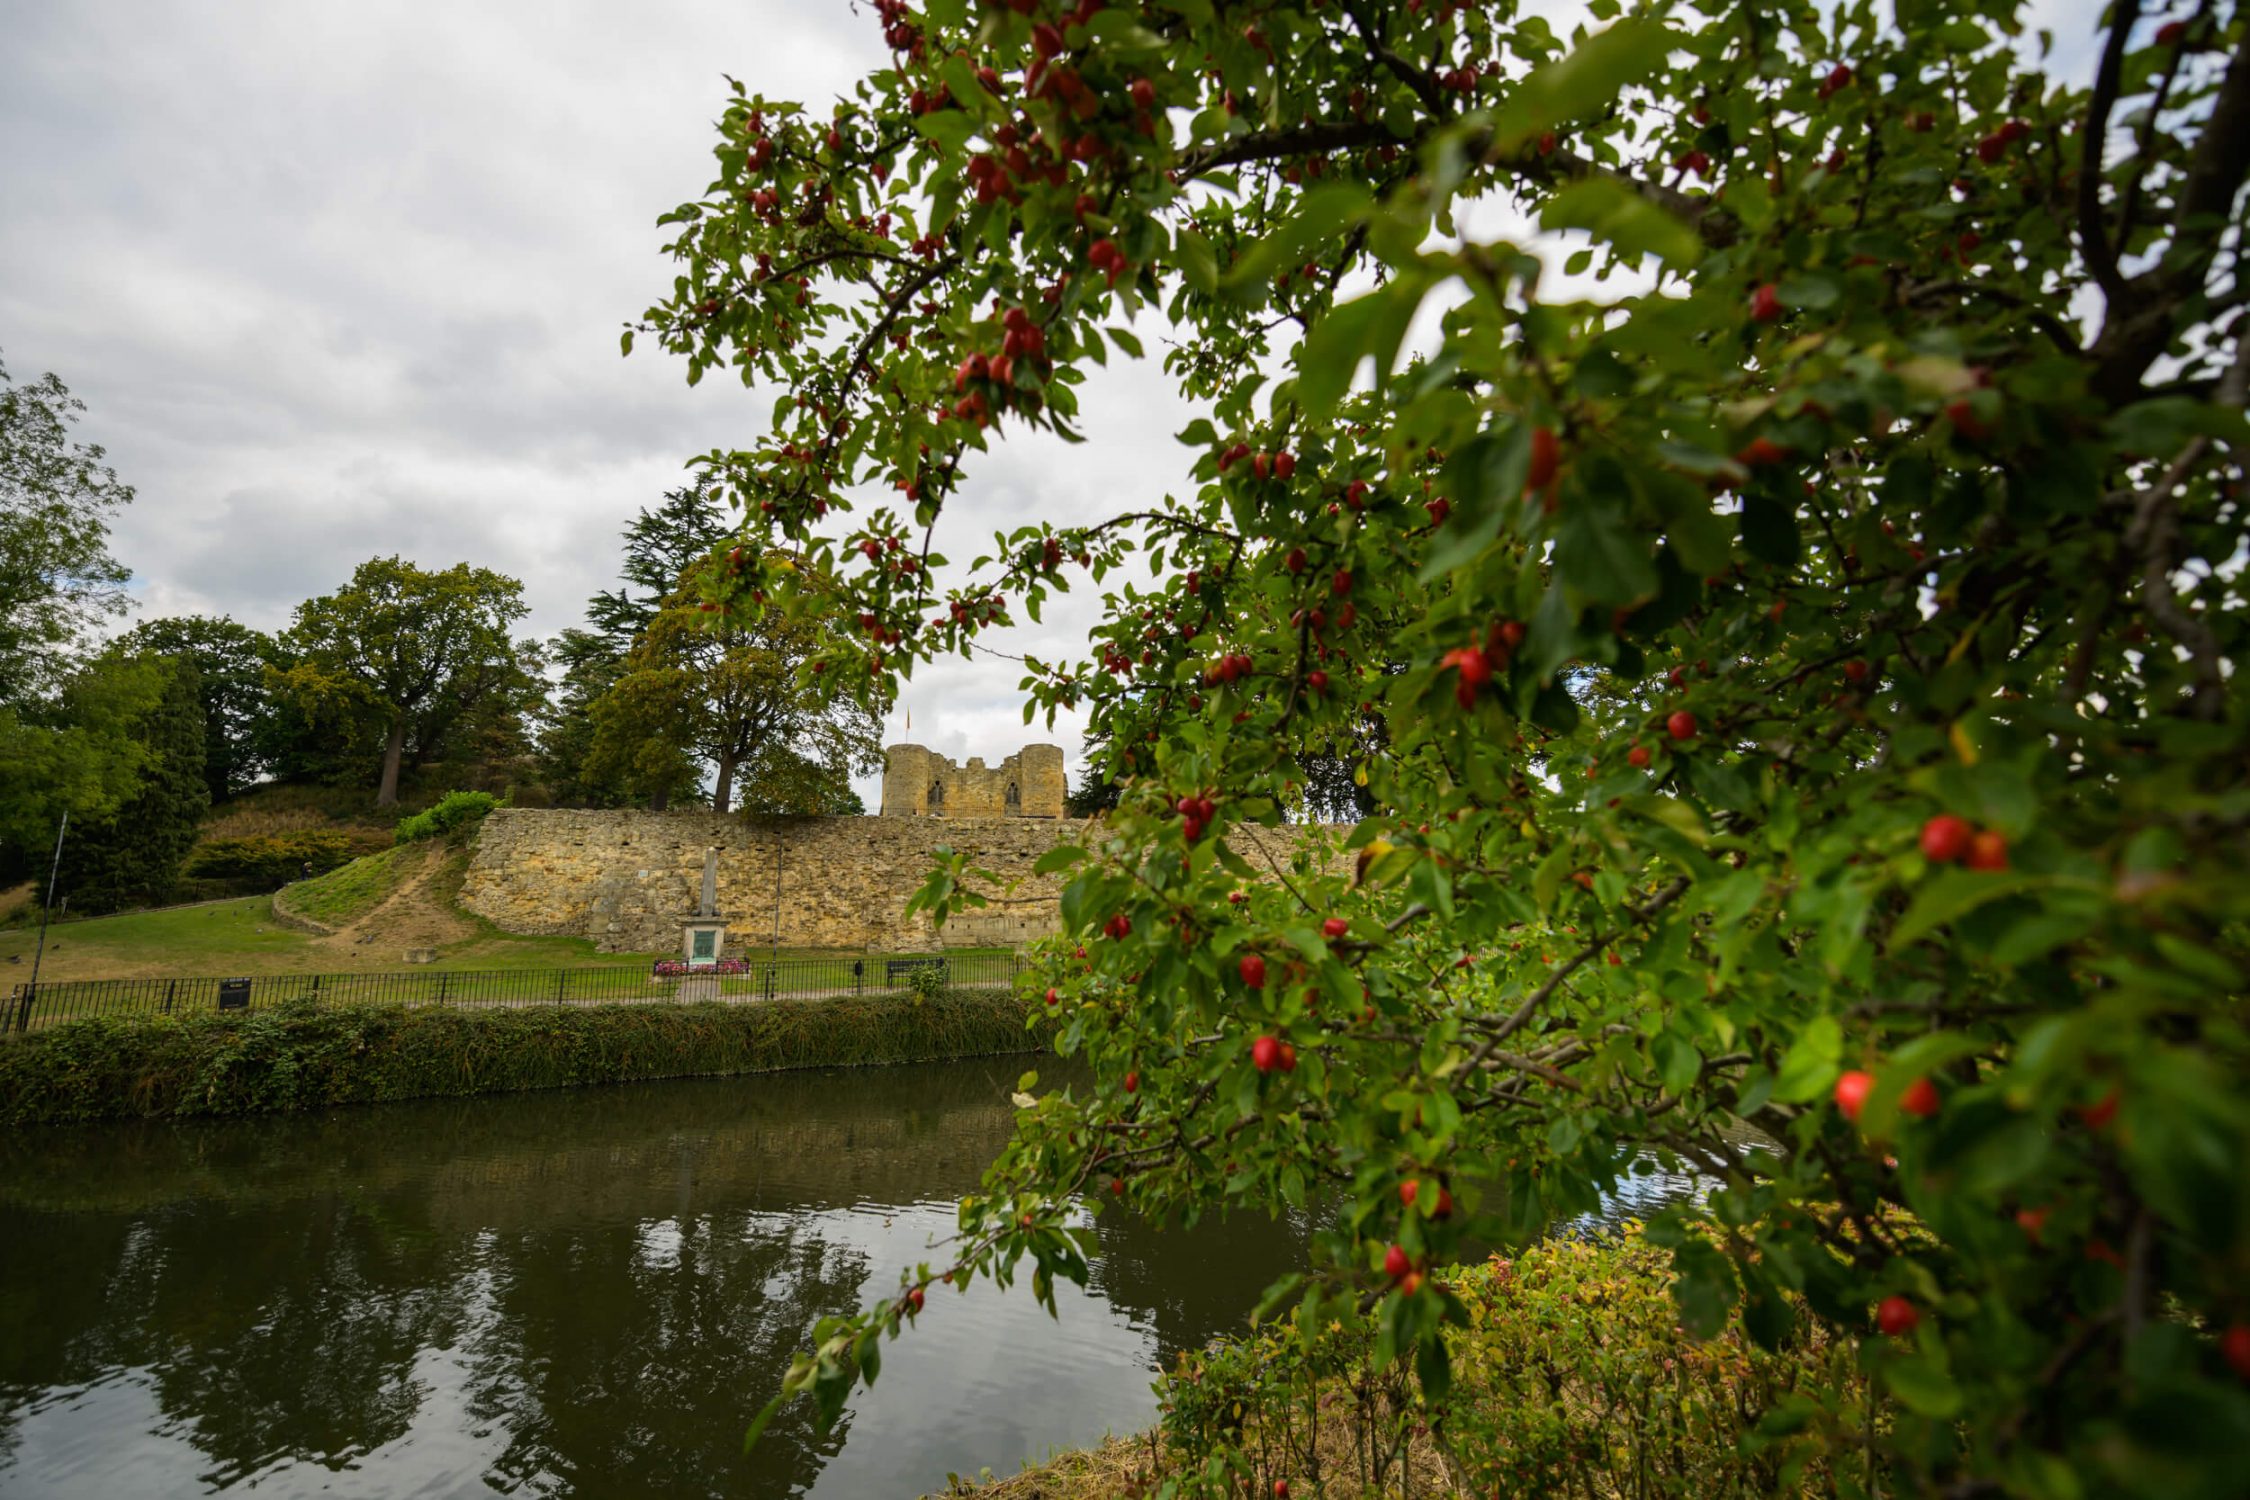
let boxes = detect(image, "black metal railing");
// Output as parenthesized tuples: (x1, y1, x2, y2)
(5, 951, 1026, 1033)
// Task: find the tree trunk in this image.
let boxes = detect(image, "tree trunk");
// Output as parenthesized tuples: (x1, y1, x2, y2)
(713, 751, 737, 815)
(376, 719, 407, 808)
(649, 783, 671, 812)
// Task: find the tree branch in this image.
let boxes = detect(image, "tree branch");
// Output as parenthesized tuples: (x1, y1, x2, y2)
(2077, 0, 2140, 304)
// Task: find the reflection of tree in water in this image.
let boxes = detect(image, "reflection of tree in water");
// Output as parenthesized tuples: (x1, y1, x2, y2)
(464, 1214, 874, 1499)
(0, 1186, 474, 1483)
(135, 1195, 472, 1485)
(1085, 1204, 1315, 1372)
(0, 1065, 1038, 1497)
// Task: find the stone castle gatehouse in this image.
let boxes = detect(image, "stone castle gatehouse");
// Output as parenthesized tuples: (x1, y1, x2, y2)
(878, 743, 1066, 819)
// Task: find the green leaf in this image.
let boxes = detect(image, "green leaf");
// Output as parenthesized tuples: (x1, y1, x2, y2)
(741, 1391, 788, 1454)
(1220, 185, 1372, 300)
(1775, 273, 1840, 310)
(1032, 844, 1086, 875)
(1772, 1015, 1842, 1102)
(1884, 1354, 1964, 1418)
(1296, 292, 1389, 421)
(1491, 19, 1679, 151)
(1172, 226, 1218, 295)
(1555, 490, 1659, 603)
(1539, 177, 1703, 267)
(1888, 870, 2044, 953)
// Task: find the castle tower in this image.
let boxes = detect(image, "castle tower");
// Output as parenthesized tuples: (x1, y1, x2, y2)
(880, 743, 1068, 819)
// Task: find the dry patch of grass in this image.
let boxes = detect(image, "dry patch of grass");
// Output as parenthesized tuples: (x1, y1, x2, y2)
(925, 1434, 1160, 1500)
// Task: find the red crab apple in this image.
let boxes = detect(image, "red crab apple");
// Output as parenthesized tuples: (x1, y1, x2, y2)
(1966, 830, 2010, 871)
(1667, 710, 1698, 741)
(1920, 814, 1974, 863)
(1834, 1069, 1876, 1122)
(907, 1286, 925, 1313)
(1323, 917, 1348, 939)
(2223, 1323, 2250, 1380)
(1750, 282, 1783, 322)
(1900, 1077, 1941, 1118)
(1123, 1070, 1138, 1093)
(1239, 953, 1267, 989)
(1526, 425, 1559, 491)
(1384, 1243, 1411, 1279)
(1251, 1035, 1283, 1073)
(1876, 1295, 1919, 1336)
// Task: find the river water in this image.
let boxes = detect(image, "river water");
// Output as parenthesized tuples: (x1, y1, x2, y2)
(0, 1058, 1704, 1498)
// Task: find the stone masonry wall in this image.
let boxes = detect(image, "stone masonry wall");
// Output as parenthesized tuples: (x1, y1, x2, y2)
(459, 808, 1340, 953)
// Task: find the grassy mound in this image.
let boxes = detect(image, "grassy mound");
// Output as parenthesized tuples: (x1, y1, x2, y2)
(279, 842, 428, 929)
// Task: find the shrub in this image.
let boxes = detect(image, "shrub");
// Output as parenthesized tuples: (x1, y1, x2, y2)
(0, 991, 1050, 1125)
(392, 789, 500, 845)
(182, 830, 371, 887)
(1154, 1234, 1861, 1499)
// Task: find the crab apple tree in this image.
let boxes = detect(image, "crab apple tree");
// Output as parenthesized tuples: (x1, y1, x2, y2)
(642, 1, 2250, 1491)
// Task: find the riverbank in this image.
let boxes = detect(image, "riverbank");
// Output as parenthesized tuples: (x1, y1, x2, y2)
(0, 990, 1045, 1125)
(928, 1234, 1866, 1499)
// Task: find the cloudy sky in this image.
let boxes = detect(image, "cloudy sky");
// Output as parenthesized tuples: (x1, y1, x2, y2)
(1, 1, 2103, 807)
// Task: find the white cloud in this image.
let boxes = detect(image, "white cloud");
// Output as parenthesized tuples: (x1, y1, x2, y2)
(1, 0, 2120, 815)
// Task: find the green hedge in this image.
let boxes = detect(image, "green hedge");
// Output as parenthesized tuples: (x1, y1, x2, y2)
(0, 990, 1047, 1126)
(181, 830, 380, 885)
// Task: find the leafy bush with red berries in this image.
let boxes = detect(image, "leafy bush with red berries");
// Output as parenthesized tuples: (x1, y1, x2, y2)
(642, 2, 2250, 1491)
(1154, 1233, 1860, 1498)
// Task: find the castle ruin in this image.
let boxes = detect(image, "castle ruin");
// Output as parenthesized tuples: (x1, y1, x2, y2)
(879, 743, 1066, 819)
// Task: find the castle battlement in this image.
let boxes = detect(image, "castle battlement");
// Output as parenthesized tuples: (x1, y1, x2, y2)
(879, 743, 1065, 819)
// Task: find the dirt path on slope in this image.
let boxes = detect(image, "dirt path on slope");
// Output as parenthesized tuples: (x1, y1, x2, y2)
(306, 848, 478, 962)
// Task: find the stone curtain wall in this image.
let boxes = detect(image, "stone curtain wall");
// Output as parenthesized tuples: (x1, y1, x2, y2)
(878, 743, 1067, 819)
(460, 808, 1342, 953)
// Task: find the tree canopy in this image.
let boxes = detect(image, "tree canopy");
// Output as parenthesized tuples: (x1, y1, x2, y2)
(50, 654, 208, 914)
(0, 350, 133, 707)
(587, 557, 883, 814)
(120, 615, 281, 802)
(268, 556, 533, 807)
(640, 0, 2250, 1492)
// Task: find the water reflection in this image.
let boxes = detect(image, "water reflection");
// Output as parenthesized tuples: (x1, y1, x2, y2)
(0, 1065, 1707, 1498)
(0, 1062, 1316, 1498)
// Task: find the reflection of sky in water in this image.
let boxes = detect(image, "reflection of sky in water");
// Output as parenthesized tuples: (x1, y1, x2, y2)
(0, 1065, 1715, 1499)
(1568, 1152, 1716, 1236)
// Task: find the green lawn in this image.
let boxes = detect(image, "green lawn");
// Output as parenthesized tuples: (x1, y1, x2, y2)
(0, 896, 648, 981)
(0, 893, 1017, 985)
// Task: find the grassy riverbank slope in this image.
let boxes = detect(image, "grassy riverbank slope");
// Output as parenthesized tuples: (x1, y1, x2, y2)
(0, 990, 1046, 1125)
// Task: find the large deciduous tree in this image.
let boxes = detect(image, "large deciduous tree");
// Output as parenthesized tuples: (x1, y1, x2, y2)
(0, 350, 133, 706)
(642, 3, 2250, 1491)
(0, 653, 167, 878)
(120, 615, 280, 802)
(270, 557, 531, 807)
(49, 655, 209, 914)
(586, 559, 882, 814)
